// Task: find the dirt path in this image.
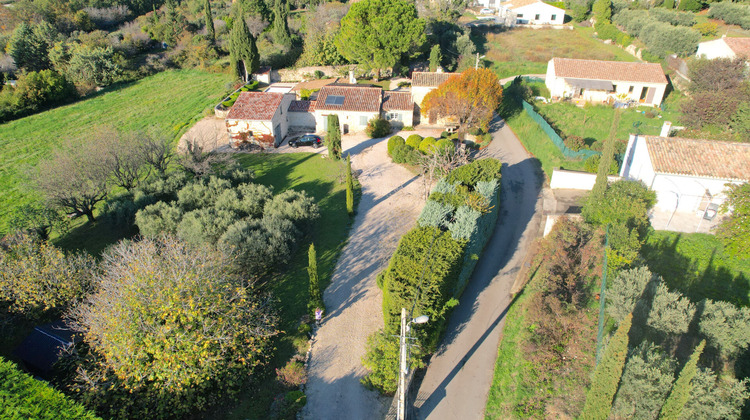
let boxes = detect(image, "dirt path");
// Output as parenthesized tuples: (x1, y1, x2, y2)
(302, 133, 435, 419)
(411, 117, 544, 419)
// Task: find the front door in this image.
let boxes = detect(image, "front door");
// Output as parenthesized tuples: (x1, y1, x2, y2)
(645, 87, 655, 105)
(273, 124, 282, 147)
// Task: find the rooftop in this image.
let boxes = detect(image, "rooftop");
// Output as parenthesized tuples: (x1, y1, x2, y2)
(382, 91, 413, 111)
(226, 92, 284, 121)
(503, 0, 561, 9)
(723, 37, 750, 59)
(289, 100, 316, 112)
(411, 71, 457, 87)
(643, 135, 750, 181)
(315, 84, 382, 112)
(551, 57, 668, 84)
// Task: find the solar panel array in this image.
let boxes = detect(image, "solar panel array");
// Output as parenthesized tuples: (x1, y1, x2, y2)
(325, 95, 345, 106)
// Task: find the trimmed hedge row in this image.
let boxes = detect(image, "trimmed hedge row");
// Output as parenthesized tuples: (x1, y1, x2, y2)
(0, 357, 99, 419)
(365, 159, 502, 393)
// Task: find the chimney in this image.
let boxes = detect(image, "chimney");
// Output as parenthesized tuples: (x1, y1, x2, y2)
(660, 121, 672, 137)
(349, 70, 356, 84)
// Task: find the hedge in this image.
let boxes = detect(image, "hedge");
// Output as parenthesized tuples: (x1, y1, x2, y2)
(0, 357, 100, 420)
(613, 9, 700, 57)
(708, 2, 750, 30)
(387, 135, 405, 156)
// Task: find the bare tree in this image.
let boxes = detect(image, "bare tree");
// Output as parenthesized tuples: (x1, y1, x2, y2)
(417, 143, 477, 200)
(134, 129, 173, 176)
(98, 128, 150, 192)
(179, 130, 234, 178)
(32, 139, 111, 222)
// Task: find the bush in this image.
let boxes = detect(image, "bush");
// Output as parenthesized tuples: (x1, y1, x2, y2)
(401, 125, 414, 131)
(693, 21, 718, 37)
(650, 7, 696, 26)
(0, 357, 98, 419)
(365, 117, 391, 138)
(445, 158, 503, 187)
(435, 138, 455, 154)
(564, 135, 585, 152)
(584, 154, 618, 174)
(387, 135, 405, 156)
(639, 21, 700, 57)
(708, 2, 750, 30)
(406, 134, 423, 149)
(270, 390, 307, 420)
(276, 360, 307, 387)
(677, 0, 701, 12)
(391, 143, 413, 164)
(419, 137, 437, 154)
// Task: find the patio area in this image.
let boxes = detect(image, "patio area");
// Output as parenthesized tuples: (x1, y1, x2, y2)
(648, 207, 727, 234)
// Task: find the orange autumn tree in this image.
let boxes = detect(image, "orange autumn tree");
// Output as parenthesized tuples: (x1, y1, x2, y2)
(421, 68, 503, 133)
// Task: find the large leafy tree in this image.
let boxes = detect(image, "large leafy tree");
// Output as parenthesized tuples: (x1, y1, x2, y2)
(6, 22, 52, 72)
(335, 0, 425, 77)
(717, 183, 750, 259)
(421, 68, 503, 133)
(229, 11, 260, 82)
(69, 236, 278, 418)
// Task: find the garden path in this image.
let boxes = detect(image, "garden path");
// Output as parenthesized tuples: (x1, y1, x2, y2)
(301, 131, 437, 419)
(411, 117, 544, 419)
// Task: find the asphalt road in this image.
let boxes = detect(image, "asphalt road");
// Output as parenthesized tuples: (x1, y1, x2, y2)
(411, 117, 544, 419)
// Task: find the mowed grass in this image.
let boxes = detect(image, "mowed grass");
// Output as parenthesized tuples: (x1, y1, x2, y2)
(226, 152, 354, 419)
(0, 69, 232, 233)
(505, 110, 586, 179)
(484, 26, 638, 79)
(642, 231, 750, 307)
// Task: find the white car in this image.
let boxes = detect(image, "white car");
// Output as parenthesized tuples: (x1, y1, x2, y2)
(480, 8, 494, 14)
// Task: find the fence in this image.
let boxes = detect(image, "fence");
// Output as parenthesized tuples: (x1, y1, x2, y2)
(521, 100, 601, 160)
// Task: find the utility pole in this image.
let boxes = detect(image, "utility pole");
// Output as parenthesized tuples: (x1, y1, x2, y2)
(398, 308, 408, 420)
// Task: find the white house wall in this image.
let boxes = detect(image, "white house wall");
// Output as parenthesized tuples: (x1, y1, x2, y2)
(314, 110, 380, 134)
(288, 111, 316, 131)
(696, 39, 736, 60)
(650, 174, 736, 212)
(512, 3, 565, 25)
(411, 86, 434, 111)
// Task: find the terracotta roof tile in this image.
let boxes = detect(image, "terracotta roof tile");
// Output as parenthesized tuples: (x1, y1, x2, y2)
(723, 37, 750, 59)
(382, 91, 413, 111)
(288, 100, 316, 112)
(315, 85, 382, 112)
(644, 135, 750, 181)
(226, 92, 283, 121)
(411, 72, 458, 87)
(552, 57, 668, 84)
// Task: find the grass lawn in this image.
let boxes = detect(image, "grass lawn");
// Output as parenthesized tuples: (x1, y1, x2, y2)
(358, 79, 391, 90)
(224, 152, 355, 419)
(642, 231, 750, 307)
(504, 110, 586, 179)
(482, 26, 638, 79)
(0, 69, 232, 233)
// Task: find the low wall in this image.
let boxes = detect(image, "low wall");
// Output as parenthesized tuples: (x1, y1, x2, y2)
(550, 169, 621, 190)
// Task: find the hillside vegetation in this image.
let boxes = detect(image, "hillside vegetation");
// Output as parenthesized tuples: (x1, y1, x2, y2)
(0, 70, 231, 232)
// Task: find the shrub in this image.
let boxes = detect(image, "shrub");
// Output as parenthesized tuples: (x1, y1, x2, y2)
(693, 21, 718, 37)
(445, 158, 503, 187)
(639, 21, 700, 57)
(677, 0, 701, 12)
(391, 143, 413, 164)
(406, 134, 423, 149)
(276, 360, 307, 387)
(611, 342, 676, 419)
(419, 136, 437, 154)
(650, 7, 696, 26)
(418, 200, 455, 229)
(361, 329, 424, 394)
(564, 135, 585, 152)
(584, 154, 618, 174)
(708, 2, 750, 30)
(401, 125, 414, 131)
(435, 138, 455, 154)
(365, 117, 391, 138)
(0, 357, 98, 419)
(387, 135, 405, 156)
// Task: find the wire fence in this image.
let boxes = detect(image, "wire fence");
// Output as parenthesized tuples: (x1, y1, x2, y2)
(521, 100, 601, 160)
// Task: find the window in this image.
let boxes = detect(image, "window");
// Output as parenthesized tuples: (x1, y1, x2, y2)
(517, 13, 523, 18)
(324, 95, 345, 106)
(360, 116, 368, 126)
(386, 112, 403, 122)
(535, 14, 540, 20)
(628, 86, 634, 94)
(551, 14, 556, 20)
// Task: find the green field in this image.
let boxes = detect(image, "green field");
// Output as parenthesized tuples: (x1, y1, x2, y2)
(483, 26, 638, 79)
(0, 70, 232, 233)
(642, 231, 750, 307)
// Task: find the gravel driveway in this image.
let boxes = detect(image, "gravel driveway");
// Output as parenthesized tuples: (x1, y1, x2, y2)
(301, 131, 440, 419)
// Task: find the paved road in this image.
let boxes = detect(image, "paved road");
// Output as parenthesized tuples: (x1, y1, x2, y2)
(412, 118, 544, 419)
(302, 132, 437, 420)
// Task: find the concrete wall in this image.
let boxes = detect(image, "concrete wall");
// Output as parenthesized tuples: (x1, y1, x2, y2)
(384, 109, 414, 128)
(411, 86, 434, 111)
(696, 39, 736, 60)
(314, 110, 380, 134)
(288, 111, 316, 131)
(550, 169, 621, 190)
(512, 3, 565, 25)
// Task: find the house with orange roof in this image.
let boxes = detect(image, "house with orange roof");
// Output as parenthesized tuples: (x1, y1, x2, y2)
(696, 36, 750, 61)
(620, 134, 750, 214)
(225, 92, 295, 148)
(545, 57, 669, 107)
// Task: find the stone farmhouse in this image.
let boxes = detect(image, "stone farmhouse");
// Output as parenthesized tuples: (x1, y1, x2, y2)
(545, 57, 668, 107)
(225, 72, 457, 148)
(620, 134, 750, 214)
(695, 36, 750, 61)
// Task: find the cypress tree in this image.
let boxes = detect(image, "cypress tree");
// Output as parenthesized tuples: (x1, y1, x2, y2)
(658, 340, 706, 420)
(346, 154, 354, 216)
(205, 0, 215, 44)
(307, 243, 324, 315)
(271, 0, 292, 48)
(429, 45, 442, 72)
(581, 313, 632, 420)
(590, 110, 621, 201)
(327, 114, 342, 160)
(229, 11, 259, 82)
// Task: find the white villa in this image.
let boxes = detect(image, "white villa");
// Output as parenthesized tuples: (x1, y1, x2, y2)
(545, 57, 668, 107)
(498, 0, 565, 25)
(696, 37, 750, 61)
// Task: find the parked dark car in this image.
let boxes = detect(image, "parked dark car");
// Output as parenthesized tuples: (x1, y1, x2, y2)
(289, 134, 322, 149)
